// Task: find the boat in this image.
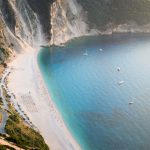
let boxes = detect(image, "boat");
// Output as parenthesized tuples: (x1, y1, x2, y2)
(117, 80, 124, 85)
(83, 50, 88, 56)
(117, 67, 121, 72)
(129, 101, 134, 105)
(99, 48, 103, 52)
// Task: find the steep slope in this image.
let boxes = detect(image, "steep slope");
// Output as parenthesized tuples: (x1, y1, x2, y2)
(50, 0, 93, 45)
(77, 0, 150, 32)
(1, 0, 150, 47)
(0, 0, 53, 54)
(0, 0, 53, 149)
(27, 0, 54, 41)
(50, 0, 150, 45)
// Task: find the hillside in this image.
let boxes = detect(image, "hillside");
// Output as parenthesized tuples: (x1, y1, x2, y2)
(77, 0, 150, 30)
(1, 0, 150, 48)
(1, 0, 150, 149)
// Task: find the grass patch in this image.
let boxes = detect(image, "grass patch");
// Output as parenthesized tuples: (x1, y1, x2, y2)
(0, 112, 2, 124)
(5, 107, 49, 150)
(0, 65, 4, 77)
(0, 97, 3, 107)
(0, 145, 15, 150)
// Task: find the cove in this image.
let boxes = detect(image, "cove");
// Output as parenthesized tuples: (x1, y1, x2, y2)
(38, 33, 150, 150)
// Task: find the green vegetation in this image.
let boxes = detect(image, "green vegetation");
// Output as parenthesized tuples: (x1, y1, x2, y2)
(0, 112, 2, 123)
(0, 48, 9, 57)
(0, 97, 3, 106)
(5, 107, 49, 150)
(77, 0, 150, 30)
(0, 145, 15, 150)
(0, 48, 9, 65)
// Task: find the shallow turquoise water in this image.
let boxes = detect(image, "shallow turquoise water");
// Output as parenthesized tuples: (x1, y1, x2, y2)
(38, 34, 150, 150)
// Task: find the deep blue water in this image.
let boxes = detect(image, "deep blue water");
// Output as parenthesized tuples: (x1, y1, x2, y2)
(38, 34, 150, 150)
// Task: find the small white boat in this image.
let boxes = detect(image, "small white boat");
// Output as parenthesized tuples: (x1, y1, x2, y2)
(83, 50, 88, 56)
(99, 48, 103, 52)
(129, 101, 134, 105)
(117, 80, 124, 85)
(117, 67, 121, 72)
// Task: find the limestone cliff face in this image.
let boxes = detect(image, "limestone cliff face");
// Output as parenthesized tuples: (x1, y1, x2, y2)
(1, 0, 150, 52)
(0, 0, 53, 56)
(50, 0, 94, 45)
(50, 0, 150, 45)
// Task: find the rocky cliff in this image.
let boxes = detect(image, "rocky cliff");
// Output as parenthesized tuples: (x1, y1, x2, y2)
(0, 0, 53, 57)
(50, 0, 94, 45)
(0, 0, 55, 72)
(1, 0, 150, 55)
(51, 0, 150, 45)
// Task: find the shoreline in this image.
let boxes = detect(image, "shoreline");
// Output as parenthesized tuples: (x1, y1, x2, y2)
(7, 46, 81, 150)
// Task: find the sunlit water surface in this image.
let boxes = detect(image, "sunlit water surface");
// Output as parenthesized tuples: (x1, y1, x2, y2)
(38, 34, 150, 150)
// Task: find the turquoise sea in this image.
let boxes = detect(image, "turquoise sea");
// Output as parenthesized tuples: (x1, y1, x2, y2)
(38, 33, 150, 150)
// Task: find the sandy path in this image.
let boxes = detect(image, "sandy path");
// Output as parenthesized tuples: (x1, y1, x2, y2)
(7, 47, 81, 150)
